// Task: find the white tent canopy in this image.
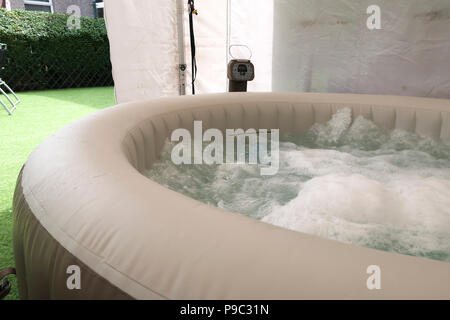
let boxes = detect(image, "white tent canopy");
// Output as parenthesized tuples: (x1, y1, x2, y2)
(104, 0, 450, 104)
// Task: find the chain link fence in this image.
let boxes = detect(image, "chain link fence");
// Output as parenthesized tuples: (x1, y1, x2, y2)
(0, 9, 113, 92)
(0, 41, 114, 91)
(2, 41, 113, 92)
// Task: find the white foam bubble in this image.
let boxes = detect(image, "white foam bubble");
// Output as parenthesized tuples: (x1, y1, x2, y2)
(262, 174, 450, 259)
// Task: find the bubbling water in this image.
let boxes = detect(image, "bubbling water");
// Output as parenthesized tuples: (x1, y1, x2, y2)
(145, 108, 450, 262)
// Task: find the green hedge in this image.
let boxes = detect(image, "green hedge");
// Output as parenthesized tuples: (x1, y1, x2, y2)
(0, 9, 113, 91)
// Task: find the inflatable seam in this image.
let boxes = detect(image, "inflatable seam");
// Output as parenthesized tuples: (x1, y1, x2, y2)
(393, 107, 398, 130)
(129, 131, 142, 172)
(290, 103, 295, 134)
(123, 133, 138, 169)
(150, 121, 158, 165)
(413, 110, 417, 134)
(275, 103, 280, 130)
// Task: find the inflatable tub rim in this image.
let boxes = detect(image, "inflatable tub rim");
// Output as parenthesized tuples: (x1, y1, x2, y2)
(14, 92, 450, 300)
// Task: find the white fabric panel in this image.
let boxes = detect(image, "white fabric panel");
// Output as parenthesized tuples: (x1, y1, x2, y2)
(105, 0, 272, 102)
(105, 0, 228, 103)
(185, 0, 227, 95)
(272, 0, 450, 99)
(186, 0, 273, 93)
(105, 0, 450, 103)
(228, 0, 273, 92)
(104, 0, 180, 103)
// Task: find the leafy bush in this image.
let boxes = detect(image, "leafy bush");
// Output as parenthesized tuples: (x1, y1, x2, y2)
(0, 8, 113, 91)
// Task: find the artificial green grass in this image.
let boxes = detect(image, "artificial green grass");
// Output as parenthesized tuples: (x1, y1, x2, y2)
(0, 86, 116, 300)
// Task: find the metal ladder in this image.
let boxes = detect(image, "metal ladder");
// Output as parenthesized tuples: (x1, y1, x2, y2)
(0, 43, 20, 115)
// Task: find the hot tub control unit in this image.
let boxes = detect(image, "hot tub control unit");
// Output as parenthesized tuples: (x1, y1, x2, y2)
(227, 59, 254, 92)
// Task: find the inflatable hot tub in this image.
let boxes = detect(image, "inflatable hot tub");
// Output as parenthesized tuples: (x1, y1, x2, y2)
(13, 93, 450, 299)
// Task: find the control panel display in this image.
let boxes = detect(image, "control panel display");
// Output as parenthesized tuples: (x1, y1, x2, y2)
(227, 60, 255, 82)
